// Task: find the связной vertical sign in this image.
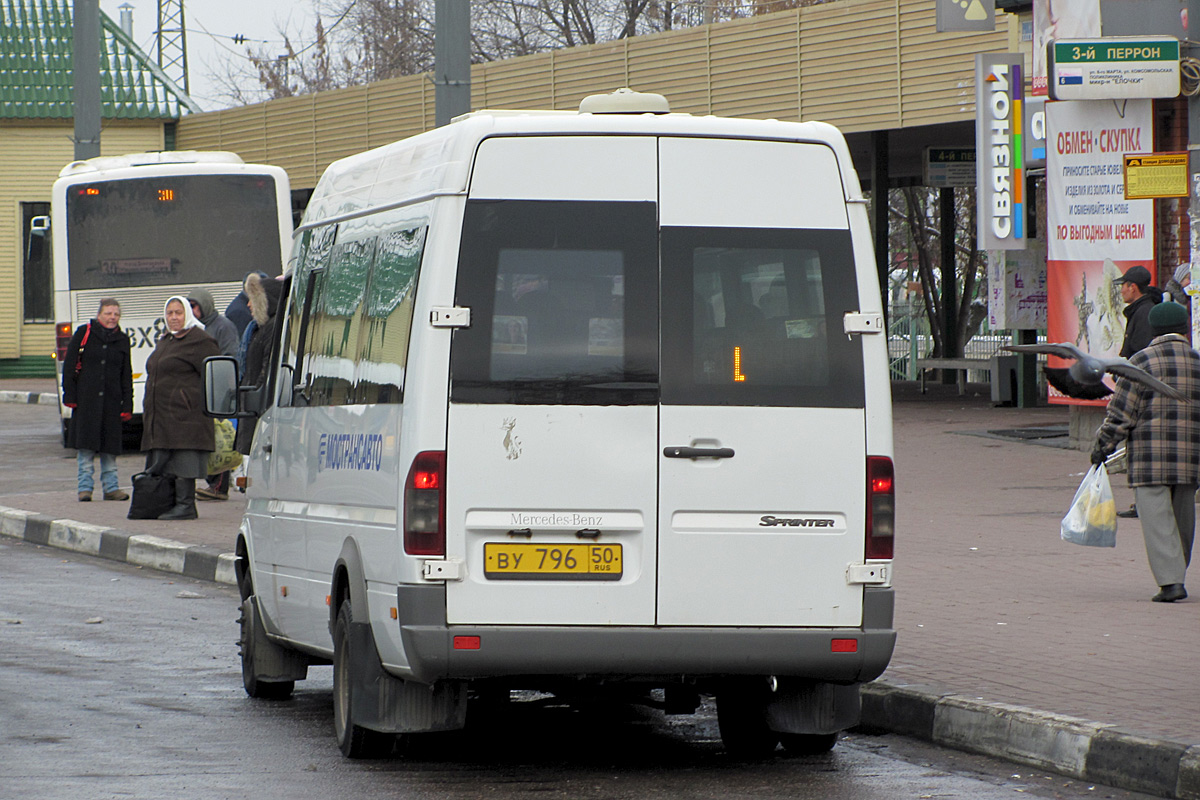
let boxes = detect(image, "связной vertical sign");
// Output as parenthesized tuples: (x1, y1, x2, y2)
(976, 54, 1026, 251)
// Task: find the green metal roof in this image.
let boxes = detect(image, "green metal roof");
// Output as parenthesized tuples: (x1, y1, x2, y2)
(0, 0, 200, 120)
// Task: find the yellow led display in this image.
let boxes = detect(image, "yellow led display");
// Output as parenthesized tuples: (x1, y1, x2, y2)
(158, 188, 175, 202)
(734, 346, 747, 382)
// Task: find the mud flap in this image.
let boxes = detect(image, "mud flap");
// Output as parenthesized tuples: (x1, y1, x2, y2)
(766, 680, 860, 735)
(244, 597, 309, 682)
(348, 620, 467, 734)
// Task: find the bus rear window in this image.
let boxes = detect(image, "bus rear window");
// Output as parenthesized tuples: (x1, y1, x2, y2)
(660, 226, 865, 408)
(65, 174, 282, 290)
(450, 200, 658, 405)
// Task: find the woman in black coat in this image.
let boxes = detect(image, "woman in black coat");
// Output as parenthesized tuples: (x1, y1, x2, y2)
(141, 296, 221, 520)
(62, 299, 133, 501)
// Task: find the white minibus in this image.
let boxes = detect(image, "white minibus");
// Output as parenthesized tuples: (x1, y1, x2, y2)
(206, 89, 895, 759)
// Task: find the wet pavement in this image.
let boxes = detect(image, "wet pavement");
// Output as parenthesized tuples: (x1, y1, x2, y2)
(3, 377, 1198, 797)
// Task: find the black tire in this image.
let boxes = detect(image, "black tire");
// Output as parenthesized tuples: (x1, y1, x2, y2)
(332, 599, 393, 758)
(716, 679, 779, 759)
(239, 598, 294, 700)
(779, 731, 839, 755)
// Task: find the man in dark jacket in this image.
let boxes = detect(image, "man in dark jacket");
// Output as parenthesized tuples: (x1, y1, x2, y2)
(63, 299, 133, 501)
(1115, 265, 1161, 358)
(1092, 301, 1200, 602)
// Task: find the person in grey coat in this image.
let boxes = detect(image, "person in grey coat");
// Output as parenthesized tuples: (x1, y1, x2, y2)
(188, 289, 239, 357)
(189, 289, 239, 501)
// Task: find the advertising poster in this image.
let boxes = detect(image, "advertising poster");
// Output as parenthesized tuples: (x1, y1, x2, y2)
(1046, 98, 1154, 406)
(988, 251, 1047, 330)
(1033, 0, 1102, 96)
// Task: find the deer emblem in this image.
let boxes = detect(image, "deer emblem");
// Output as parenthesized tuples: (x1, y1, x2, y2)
(501, 418, 522, 460)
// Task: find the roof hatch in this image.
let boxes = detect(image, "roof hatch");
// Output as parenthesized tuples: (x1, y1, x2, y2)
(578, 88, 670, 115)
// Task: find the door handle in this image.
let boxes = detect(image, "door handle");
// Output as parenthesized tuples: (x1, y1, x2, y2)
(663, 446, 735, 459)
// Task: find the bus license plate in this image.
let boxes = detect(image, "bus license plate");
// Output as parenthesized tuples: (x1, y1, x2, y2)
(484, 543, 622, 580)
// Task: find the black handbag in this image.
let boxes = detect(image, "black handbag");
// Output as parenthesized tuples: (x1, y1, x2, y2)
(127, 472, 175, 520)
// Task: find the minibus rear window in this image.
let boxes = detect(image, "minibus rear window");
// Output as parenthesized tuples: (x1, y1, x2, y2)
(660, 226, 865, 408)
(451, 200, 658, 405)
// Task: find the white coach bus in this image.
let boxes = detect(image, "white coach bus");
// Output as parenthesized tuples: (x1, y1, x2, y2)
(207, 89, 896, 759)
(40, 151, 292, 444)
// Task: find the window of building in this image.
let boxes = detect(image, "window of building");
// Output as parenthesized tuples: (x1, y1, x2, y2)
(22, 202, 51, 322)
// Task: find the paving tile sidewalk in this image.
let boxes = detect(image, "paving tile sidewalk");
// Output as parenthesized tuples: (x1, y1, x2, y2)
(4, 377, 1199, 797)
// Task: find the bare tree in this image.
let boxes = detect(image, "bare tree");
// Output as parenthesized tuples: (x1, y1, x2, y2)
(208, 0, 840, 105)
(890, 186, 985, 359)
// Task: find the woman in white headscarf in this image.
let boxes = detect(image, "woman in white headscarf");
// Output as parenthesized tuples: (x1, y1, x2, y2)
(140, 296, 221, 520)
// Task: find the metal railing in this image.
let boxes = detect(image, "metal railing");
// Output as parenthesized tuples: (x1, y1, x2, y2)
(886, 301, 1041, 383)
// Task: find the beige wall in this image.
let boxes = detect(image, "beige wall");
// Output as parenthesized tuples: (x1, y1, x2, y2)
(0, 120, 166, 359)
(178, 0, 1021, 190)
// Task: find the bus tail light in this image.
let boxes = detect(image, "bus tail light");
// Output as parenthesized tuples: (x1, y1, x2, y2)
(404, 451, 445, 556)
(865, 456, 894, 560)
(55, 322, 74, 362)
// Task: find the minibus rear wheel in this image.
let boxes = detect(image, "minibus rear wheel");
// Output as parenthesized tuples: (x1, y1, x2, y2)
(716, 678, 779, 759)
(333, 599, 393, 758)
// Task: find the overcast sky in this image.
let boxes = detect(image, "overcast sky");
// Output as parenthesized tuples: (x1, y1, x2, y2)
(98, 0, 318, 111)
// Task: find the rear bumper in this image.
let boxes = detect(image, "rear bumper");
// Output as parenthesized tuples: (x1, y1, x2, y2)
(397, 585, 895, 685)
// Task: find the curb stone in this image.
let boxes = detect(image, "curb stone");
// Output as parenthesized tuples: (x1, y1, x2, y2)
(3, 493, 1198, 797)
(860, 680, 1200, 799)
(0, 505, 235, 586)
(0, 391, 56, 406)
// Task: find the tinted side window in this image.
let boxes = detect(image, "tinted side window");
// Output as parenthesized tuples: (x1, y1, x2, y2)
(451, 200, 659, 405)
(283, 225, 336, 405)
(308, 236, 376, 406)
(355, 226, 425, 404)
(660, 227, 865, 408)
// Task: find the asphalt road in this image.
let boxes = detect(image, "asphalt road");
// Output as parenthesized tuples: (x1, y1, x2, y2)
(1, 538, 1163, 800)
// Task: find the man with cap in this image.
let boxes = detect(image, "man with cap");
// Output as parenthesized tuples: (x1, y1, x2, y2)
(1114, 265, 1161, 358)
(1091, 301, 1200, 602)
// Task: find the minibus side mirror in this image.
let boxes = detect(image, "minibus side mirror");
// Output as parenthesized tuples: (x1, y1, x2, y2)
(204, 356, 267, 418)
(204, 356, 240, 417)
(29, 215, 49, 237)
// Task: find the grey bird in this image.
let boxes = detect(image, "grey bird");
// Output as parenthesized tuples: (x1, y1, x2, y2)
(1003, 342, 1188, 401)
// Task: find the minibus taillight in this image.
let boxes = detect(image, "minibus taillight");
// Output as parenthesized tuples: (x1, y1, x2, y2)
(865, 456, 894, 560)
(404, 451, 446, 556)
(55, 322, 74, 362)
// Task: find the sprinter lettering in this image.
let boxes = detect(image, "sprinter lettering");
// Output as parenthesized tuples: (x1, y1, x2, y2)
(759, 515, 836, 528)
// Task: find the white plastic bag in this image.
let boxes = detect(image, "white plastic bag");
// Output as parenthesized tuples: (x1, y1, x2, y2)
(1060, 464, 1117, 547)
